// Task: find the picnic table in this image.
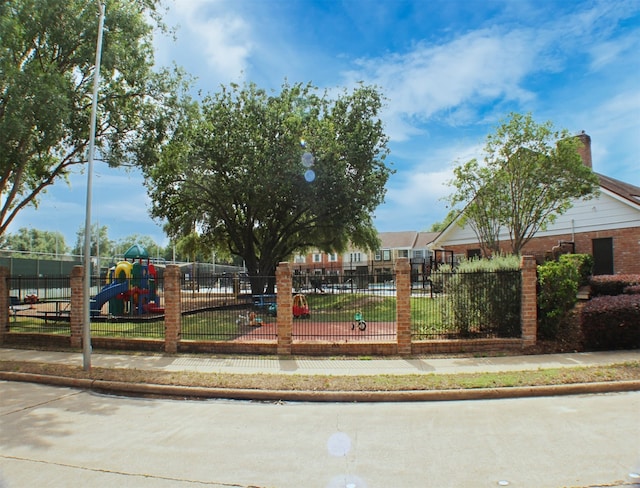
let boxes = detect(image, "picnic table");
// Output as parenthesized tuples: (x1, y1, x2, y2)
(9, 296, 31, 322)
(40, 300, 71, 323)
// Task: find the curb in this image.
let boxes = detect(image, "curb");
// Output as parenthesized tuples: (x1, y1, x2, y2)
(1, 371, 640, 403)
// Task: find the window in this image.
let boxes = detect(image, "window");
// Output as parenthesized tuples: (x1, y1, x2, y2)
(398, 249, 409, 258)
(383, 249, 391, 261)
(413, 250, 424, 259)
(294, 255, 306, 264)
(313, 253, 322, 263)
(349, 252, 362, 263)
(374, 250, 382, 261)
(328, 253, 338, 262)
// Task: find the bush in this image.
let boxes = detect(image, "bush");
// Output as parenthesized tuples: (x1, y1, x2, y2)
(558, 254, 593, 286)
(440, 256, 521, 338)
(624, 285, 640, 295)
(537, 259, 580, 340)
(581, 294, 640, 350)
(589, 274, 640, 296)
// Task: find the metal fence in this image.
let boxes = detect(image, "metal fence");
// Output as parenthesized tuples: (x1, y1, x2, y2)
(291, 276, 397, 342)
(88, 274, 166, 338)
(7, 268, 523, 343)
(180, 274, 276, 341)
(8, 275, 72, 334)
(411, 269, 522, 340)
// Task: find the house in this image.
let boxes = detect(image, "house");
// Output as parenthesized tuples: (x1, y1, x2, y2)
(290, 231, 441, 285)
(369, 231, 439, 283)
(430, 133, 640, 274)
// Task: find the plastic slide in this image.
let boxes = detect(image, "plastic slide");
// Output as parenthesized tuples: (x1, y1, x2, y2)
(91, 281, 128, 314)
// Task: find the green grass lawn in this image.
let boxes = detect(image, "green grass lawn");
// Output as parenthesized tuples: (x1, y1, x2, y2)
(8, 293, 466, 340)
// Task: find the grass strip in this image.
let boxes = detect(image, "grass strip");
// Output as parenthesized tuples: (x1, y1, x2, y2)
(1, 360, 638, 392)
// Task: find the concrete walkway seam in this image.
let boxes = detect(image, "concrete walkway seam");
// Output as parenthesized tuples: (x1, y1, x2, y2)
(1, 371, 639, 403)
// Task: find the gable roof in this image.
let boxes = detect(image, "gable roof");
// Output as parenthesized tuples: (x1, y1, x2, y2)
(378, 231, 418, 249)
(414, 231, 440, 248)
(597, 173, 640, 206)
(377, 231, 441, 249)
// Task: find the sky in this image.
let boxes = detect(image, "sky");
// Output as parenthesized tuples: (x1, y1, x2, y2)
(8, 0, 640, 250)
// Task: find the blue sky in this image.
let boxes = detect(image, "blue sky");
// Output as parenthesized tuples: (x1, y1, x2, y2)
(9, 0, 640, 250)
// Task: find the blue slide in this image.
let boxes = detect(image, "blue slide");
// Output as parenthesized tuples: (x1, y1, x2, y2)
(91, 281, 128, 314)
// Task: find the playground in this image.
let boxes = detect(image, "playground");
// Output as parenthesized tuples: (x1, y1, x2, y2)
(91, 244, 164, 318)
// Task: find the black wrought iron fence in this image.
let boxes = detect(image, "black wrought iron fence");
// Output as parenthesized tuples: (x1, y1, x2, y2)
(89, 274, 165, 338)
(292, 276, 397, 342)
(8, 275, 72, 333)
(412, 270, 521, 339)
(180, 274, 277, 341)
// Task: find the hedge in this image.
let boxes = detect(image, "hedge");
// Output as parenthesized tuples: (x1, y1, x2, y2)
(581, 294, 640, 350)
(589, 274, 640, 296)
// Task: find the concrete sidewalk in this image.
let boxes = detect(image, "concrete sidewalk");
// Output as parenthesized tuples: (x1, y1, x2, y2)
(1, 347, 638, 376)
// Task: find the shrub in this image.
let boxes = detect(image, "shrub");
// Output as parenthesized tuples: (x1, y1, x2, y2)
(624, 285, 640, 295)
(537, 259, 580, 340)
(440, 256, 521, 338)
(558, 254, 593, 286)
(589, 274, 640, 296)
(581, 294, 640, 350)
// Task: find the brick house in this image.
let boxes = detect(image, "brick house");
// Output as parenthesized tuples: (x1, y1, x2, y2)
(430, 133, 640, 274)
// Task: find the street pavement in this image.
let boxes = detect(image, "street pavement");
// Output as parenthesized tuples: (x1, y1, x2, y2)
(0, 381, 639, 488)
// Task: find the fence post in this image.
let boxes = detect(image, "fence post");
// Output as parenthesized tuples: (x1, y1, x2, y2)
(520, 255, 538, 347)
(70, 265, 84, 348)
(395, 257, 412, 355)
(164, 265, 181, 354)
(276, 262, 293, 356)
(0, 267, 9, 343)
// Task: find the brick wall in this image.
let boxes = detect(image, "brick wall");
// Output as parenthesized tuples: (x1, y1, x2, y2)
(276, 262, 293, 355)
(0, 267, 8, 343)
(70, 266, 83, 348)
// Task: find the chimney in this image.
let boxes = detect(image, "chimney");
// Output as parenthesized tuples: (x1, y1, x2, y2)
(576, 131, 592, 168)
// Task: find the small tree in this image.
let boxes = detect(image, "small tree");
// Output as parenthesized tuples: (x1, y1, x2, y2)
(448, 113, 600, 256)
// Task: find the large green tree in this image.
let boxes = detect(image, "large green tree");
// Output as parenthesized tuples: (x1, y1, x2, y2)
(142, 81, 392, 293)
(0, 0, 185, 237)
(448, 113, 599, 256)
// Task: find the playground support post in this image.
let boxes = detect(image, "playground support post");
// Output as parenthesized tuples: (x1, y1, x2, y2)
(82, 0, 105, 371)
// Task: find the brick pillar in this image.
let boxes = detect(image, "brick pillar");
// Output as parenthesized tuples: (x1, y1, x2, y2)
(520, 255, 538, 347)
(164, 265, 181, 354)
(395, 257, 412, 356)
(276, 262, 293, 356)
(70, 265, 84, 348)
(0, 267, 9, 343)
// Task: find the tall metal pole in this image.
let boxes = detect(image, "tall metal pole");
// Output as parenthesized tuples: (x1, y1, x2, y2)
(83, 1, 105, 371)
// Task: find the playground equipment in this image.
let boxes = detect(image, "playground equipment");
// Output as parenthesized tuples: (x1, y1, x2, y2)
(262, 293, 311, 319)
(351, 311, 366, 331)
(292, 293, 310, 319)
(90, 244, 164, 316)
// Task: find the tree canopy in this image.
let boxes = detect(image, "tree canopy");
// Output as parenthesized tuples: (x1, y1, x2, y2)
(448, 113, 600, 256)
(142, 81, 393, 292)
(1, 227, 68, 256)
(0, 0, 185, 237)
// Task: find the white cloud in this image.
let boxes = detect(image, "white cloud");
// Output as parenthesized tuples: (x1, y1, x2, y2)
(154, 0, 253, 85)
(344, 27, 541, 141)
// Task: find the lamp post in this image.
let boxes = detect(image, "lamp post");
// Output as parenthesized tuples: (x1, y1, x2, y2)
(82, 1, 106, 371)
